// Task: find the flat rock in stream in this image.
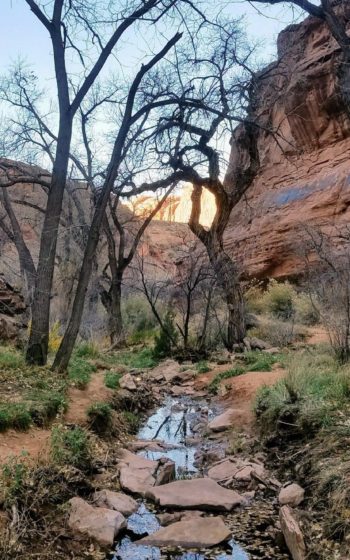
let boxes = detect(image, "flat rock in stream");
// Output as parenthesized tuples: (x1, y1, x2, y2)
(68, 497, 126, 546)
(147, 359, 180, 382)
(139, 516, 231, 548)
(129, 439, 183, 452)
(146, 477, 246, 511)
(208, 458, 265, 483)
(93, 490, 138, 516)
(208, 408, 235, 432)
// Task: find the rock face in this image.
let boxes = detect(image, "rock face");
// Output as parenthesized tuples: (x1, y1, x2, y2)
(68, 497, 126, 546)
(139, 516, 231, 548)
(0, 275, 26, 342)
(146, 477, 246, 511)
(224, 9, 350, 279)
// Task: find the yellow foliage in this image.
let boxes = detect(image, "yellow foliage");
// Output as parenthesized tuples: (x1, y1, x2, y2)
(48, 322, 62, 354)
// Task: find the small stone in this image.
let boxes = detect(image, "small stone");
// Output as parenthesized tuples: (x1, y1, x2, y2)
(208, 409, 235, 432)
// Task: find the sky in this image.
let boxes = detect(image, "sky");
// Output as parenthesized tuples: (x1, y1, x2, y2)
(0, 1, 301, 83)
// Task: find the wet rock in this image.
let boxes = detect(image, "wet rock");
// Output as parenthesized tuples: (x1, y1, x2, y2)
(279, 505, 306, 560)
(139, 516, 231, 548)
(146, 477, 246, 511)
(68, 497, 126, 546)
(279, 484, 305, 507)
(119, 373, 137, 391)
(129, 440, 182, 453)
(155, 457, 176, 486)
(208, 409, 235, 432)
(93, 490, 138, 517)
(157, 510, 204, 526)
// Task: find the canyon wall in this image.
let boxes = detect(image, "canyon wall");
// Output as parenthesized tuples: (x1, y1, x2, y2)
(224, 9, 350, 278)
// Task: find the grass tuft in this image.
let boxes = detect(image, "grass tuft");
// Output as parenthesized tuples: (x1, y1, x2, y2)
(87, 401, 113, 434)
(208, 366, 246, 395)
(50, 425, 91, 470)
(104, 371, 122, 389)
(68, 357, 96, 388)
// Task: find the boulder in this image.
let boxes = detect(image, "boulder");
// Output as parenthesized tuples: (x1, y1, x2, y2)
(68, 497, 126, 546)
(147, 359, 180, 382)
(279, 484, 305, 507)
(279, 505, 306, 560)
(157, 510, 204, 526)
(249, 337, 270, 350)
(139, 516, 231, 548)
(146, 477, 246, 511)
(119, 373, 137, 391)
(208, 409, 235, 432)
(93, 490, 138, 516)
(117, 449, 158, 496)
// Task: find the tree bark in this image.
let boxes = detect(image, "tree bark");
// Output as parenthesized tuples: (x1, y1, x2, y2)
(100, 278, 125, 346)
(206, 240, 245, 350)
(26, 118, 72, 365)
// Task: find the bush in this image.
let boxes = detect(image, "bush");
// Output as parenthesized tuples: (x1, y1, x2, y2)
(0, 346, 24, 369)
(196, 361, 210, 374)
(68, 357, 96, 388)
(294, 292, 320, 326)
(122, 411, 140, 434)
(104, 371, 122, 389)
(243, 351, 279, 372)
(262, 280, 295, 319)
(153, 311, 178, 359)
(255, 350, 350, 435)
(250, 318, 306, 348)
(50, 425, 91, 470)
(123, 296, 158, 341)
(74, 341, 100, 359)
(27, 389, 67, 426)
(87, 402, 113, 434)
(0, 403, 32, 432)
(208, 366, 246, 395)
(48, 321, 62, 354)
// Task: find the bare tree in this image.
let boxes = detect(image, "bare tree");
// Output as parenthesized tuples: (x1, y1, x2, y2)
(1, 0, 188, 365)
(100, 187, 175, 347)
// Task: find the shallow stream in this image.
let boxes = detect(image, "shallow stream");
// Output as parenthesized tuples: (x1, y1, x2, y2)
(112, 396, 250, 560)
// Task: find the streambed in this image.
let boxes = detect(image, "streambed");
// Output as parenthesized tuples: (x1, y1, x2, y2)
(112, 396, 250, 560)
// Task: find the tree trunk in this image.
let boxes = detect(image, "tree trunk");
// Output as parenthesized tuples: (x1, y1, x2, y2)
(207, 241, 246, 350)
(26, 118, 72, 365)
(101, 279, 125, 346)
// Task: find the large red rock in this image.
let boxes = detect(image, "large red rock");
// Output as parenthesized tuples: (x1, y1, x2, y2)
(68, 497, 126, 546)
(279, 505, 306, 560)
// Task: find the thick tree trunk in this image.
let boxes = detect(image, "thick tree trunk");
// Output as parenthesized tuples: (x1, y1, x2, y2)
(26, 119, 72, 365)
(101, 279, 125, 346)
(207, 241, 246, 350)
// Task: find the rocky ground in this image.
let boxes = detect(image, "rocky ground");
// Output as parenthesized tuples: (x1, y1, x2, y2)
(62, 358, 306, 560)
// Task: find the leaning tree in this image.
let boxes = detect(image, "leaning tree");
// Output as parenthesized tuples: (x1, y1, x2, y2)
(1, 0, 197, 365)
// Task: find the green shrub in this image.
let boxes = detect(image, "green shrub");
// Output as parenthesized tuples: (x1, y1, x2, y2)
(68, 357, 96, 388)
(263, 280, 295, 319)
(122, 411, 140, 433)
(208, 366, 246, 395)
(243, 351, 279, 372)
(74, 341, 100, 359)
(123, 296, 157, 340)
(1, 457, 29, 504)
(87, 402, 113, 434)
(104, 371, 122, 389)
(255, 350, 350, 434)
(0, 346, 24, 369)
(250, 318, 306, 348)
(27, 390, 67, 426)
(153, 311, 178, 359)
(50, 425, 91, 470)
(294, 292, 320, 326)
(196, 361, 210, 374)
(110, 348, 158, 369)
(0, 403, 32, 432)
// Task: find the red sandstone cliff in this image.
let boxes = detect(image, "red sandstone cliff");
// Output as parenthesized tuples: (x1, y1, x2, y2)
(225, 10, 350, 278)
